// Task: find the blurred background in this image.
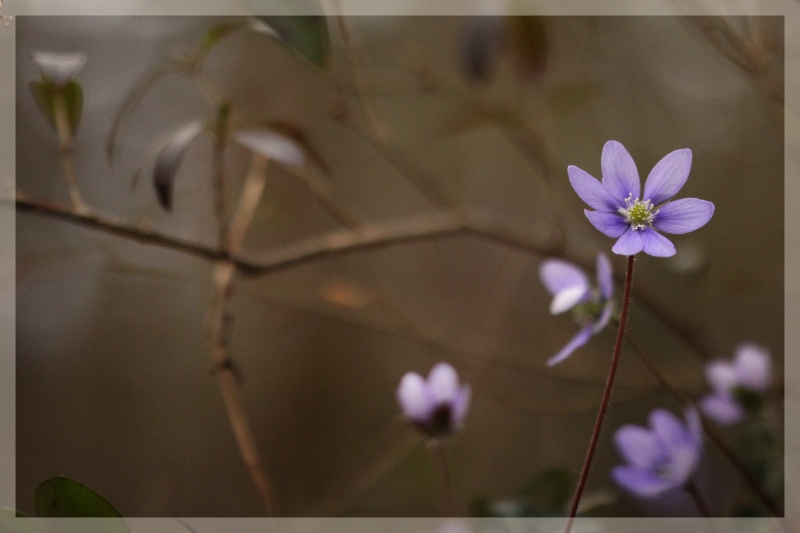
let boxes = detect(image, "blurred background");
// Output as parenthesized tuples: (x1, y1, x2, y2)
(15, 12, 784, 517)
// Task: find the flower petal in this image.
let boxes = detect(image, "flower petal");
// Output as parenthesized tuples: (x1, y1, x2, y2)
(614, 425, 667, 469)
(592, 300, 614, 334)
(650, 409, 693, 452)
(596, 253, 613, 300)
(568, 165, 619, 211)
(611, 465, 675, 498)
(546, 325, 593, 366)
(428, 363, 460, 403)
(684, 406, 703, 450)
(640, 229, 676, 257)
(31, 51, 87, 87)
(653, 198, 714, 235)
(643, 148, 692, 205)
(705, 360, 737, 392)
(539, 260, 590, 297)
(550, 285, 588, 314)
(234, 128, 306, 167)
(733, 343, 772, 392)
(452, 384, 471, 424)
(612, 229, 643, 256)
(585, 210, 627, 238)
(397, 372, 432, 421)
(601, 140, 640, 201)
(699, 393, 744, 425)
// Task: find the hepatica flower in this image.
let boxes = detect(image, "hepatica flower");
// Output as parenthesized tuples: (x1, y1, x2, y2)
(539, 253, 614, 366)
(569, 141, 714, 257)
(699, 343, 772, 425)
(396, 363, 471, 438)
(612, 407, 703, 498)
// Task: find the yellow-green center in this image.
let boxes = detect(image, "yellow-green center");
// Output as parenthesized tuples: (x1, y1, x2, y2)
(619, 194, 658, 231)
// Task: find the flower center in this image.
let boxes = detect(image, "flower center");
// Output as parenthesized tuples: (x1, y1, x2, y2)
(619, 194, 658, 231)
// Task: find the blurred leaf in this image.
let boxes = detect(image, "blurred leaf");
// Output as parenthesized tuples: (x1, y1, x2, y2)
(106, 64, 185, 165)
(29, 80, 83, 136)
(29, 80, 57, 133)
(62, 81, 84, 135)
(319, 278, 374, 309)
(198, 20, 256, 56)
(507, 16, 548, 80)
(34, 477, 129, 533)
(256, 16, 330, 69)
(461, 16, 506, 83)
(153, 120, 206, 211)
(518, 467, 570, 514)
(0, 508, 40, 533)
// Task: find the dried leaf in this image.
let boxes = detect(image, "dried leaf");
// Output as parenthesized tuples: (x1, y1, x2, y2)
(152, 120, 205, 211)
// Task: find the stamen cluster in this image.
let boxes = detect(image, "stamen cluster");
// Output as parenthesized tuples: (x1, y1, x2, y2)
(618, 193, 658, 231)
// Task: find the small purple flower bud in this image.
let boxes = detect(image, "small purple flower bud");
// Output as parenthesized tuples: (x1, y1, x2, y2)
(396, 363, 471, 438)
(699, 343, 772, 425)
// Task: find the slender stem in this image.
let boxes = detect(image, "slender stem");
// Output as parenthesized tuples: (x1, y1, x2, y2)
(207, 154, 279, 515)
(564, 255, 635, 533)
(686, 479, 713, 519)
(624, 332, 787, 521)
(53, 91, 88, 214)
(686, 479, 717, 533)
(428, 438, 454, 516)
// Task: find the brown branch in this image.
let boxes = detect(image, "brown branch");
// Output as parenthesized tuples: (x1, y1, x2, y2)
(207, 154, 279, 515)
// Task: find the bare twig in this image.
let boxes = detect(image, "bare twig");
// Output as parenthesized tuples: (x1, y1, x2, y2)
(207, 153, 279, 515)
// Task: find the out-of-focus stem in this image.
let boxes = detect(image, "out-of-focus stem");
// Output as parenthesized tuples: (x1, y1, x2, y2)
(428, 438, 454, 517)
(564, 255, 635, 533)
(212, 106, 230, 248)
(53, 92, 87, 214)
(208, 154, 278, 515)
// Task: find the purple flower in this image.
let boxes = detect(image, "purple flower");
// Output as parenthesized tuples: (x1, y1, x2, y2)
(569, 141, 714, 257)
(699, 343, 772, 425)
(539, 253, 614, 366)
(611, 407, 703, 498)
(396, 363, 471, 438)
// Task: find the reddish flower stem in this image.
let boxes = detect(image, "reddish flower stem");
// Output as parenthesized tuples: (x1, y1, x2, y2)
(563, 254, 635, 533)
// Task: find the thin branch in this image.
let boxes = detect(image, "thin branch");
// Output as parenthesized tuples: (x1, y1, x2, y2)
(207, 154, 279, 515)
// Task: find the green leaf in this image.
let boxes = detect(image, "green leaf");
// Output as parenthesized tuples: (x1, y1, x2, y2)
(28, 81, 84, 136)
(29, 80, 57, 133)
(34, 477, 123, 519)
(61, 81, 84, 135)
(256, 15, 330, 69)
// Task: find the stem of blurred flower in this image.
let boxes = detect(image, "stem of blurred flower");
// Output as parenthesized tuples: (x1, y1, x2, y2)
(564, 255, 635, 533)
(624, 332, 787, 523)
(53, 91, 88, 214)
(685, 479, 714, 522)
(208, 153, 279, 515)
(428, 438, 454, 516)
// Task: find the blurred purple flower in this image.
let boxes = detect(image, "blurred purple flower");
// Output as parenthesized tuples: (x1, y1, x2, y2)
(611, 407, 703, 498)
(396, 363, 471, 438)
(539, 253, 614, 366)
(569, 140, 714, 257)
(699, 343, 772, 425)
